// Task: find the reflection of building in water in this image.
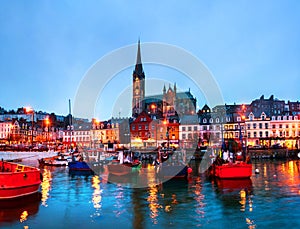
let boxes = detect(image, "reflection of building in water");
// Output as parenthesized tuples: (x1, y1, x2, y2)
(91, 175, 102, 216)
(147, 184, 161, 225)
(193, 177, 205, 218)
(41, 168, 52, 207)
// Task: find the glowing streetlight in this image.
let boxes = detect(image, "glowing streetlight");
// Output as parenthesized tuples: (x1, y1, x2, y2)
(24, 107, 34, 147)
(45, 116, 50, 144)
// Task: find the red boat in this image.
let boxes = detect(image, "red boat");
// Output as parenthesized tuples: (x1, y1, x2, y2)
(0, 161, 42, 199)
(211, 162, 252, 179)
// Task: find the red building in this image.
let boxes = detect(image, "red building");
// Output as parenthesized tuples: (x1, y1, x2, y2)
(130, 112, 154, 149)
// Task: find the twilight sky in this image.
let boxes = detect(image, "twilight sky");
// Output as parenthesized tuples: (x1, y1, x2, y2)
(0, 1, 299, 120)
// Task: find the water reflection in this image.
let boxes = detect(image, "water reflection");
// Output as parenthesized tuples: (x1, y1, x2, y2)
(147, 184, 161, 224)
(41, 168, 52, 207)
(0, 192, 41, 227)
(91, 175, 102, 217)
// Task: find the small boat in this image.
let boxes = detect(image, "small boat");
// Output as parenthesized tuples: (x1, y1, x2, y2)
(156, 149, 192, 179)
(107, 161, 141, 176)
(38, 152, 71, 166)
(38, 157, 69, 166)
(107, 150, 141, 176)
(157, 164, 189, 179)
(0, 160, 42, 199)
(210, 161, 252, 179)
(68, 161, 93, 171)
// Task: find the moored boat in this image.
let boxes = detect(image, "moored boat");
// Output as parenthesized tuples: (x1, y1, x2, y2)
(107, 150, 141, 176)
(38, 157, 69, 166)
(210, 161, 252, 179)
(107, 161, 141, 176)
(68, 161, 93, 171)
(156, 149, 192, 179)
(157, 164, 190, 179)
(0, 160, 42, 199)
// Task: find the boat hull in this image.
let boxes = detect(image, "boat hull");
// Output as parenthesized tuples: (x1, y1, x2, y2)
(39, 158, 69, 166)
(68, 161, 92, 171)
(0, 161, 41, 199)
(107, 162, 141, 176)
(158, 165, 188, 179)
(213, 163, 252, 179)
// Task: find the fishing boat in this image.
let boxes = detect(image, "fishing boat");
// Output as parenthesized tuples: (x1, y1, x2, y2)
(156, 149, 192, 179)
(107, 161, 141, 176)
(38, 155, 70, 166)
(0, 160, 42, 199)
(107, 150, 141, 176)
(157, 164, 190, 179)
(68, 161, 93, 171)
(209, 158, 252, 179)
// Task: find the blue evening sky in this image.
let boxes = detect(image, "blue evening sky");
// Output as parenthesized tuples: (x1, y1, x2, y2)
(0, 1, 299, 120)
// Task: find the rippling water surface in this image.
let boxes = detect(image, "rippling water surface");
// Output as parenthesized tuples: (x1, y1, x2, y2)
(1, 159, 300, 229)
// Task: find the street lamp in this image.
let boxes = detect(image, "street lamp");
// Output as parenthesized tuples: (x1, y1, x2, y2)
(24, 107, 34, 147)
(45, 116, 50, 145)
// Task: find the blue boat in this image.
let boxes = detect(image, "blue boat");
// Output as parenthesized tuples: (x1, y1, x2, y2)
(68, 161, 92, 171)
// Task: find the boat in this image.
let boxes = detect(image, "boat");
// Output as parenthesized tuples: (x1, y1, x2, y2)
(156, 149, 192, 179)
(107, 161, 141, 176)
(38, 156, 69, 166)
(209, 160, 252, 179)
(68, 161, 93, 171)
(157, 164, 190, 179)
(106, 150, 141, 176)
(0, 160, 42, 199)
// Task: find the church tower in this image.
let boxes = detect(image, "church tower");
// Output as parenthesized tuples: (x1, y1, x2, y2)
(132, 39, 145, 116)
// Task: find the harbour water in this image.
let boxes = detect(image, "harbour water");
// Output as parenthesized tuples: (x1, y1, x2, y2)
(1, 156, 300, 229)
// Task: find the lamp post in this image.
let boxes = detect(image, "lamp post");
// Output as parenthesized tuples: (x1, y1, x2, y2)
(45, 116, 50, 145)
(25, 107, 34, 148)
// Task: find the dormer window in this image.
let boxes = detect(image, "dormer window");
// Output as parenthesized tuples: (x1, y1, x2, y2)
(249, 113, 254, 121)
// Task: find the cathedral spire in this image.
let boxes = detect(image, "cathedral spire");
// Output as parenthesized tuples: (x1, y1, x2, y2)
(134, 39, 143, 75)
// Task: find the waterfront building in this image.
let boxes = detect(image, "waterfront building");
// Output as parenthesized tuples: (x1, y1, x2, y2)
(130, 111, 154, 149)
(0, 121, 12, 142)
(244, 111, 271, 147)
(249, 95, 285, 116)
(198, 104, 248, 149)
(90, 119, 120, 151)
(270, 115, 300, 149)
(287, 100, 300, 115)
(179, 114, 199, 149)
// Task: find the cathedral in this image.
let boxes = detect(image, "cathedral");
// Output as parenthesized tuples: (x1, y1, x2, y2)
(132, 40, 197, 121)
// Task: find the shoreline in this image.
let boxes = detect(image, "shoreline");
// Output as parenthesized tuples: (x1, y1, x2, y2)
(0, 151, 58, 161)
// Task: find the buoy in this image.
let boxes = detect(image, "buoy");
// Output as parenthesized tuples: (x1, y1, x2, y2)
(255, 168, 260, 174)
(187, 167, 193, 174)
